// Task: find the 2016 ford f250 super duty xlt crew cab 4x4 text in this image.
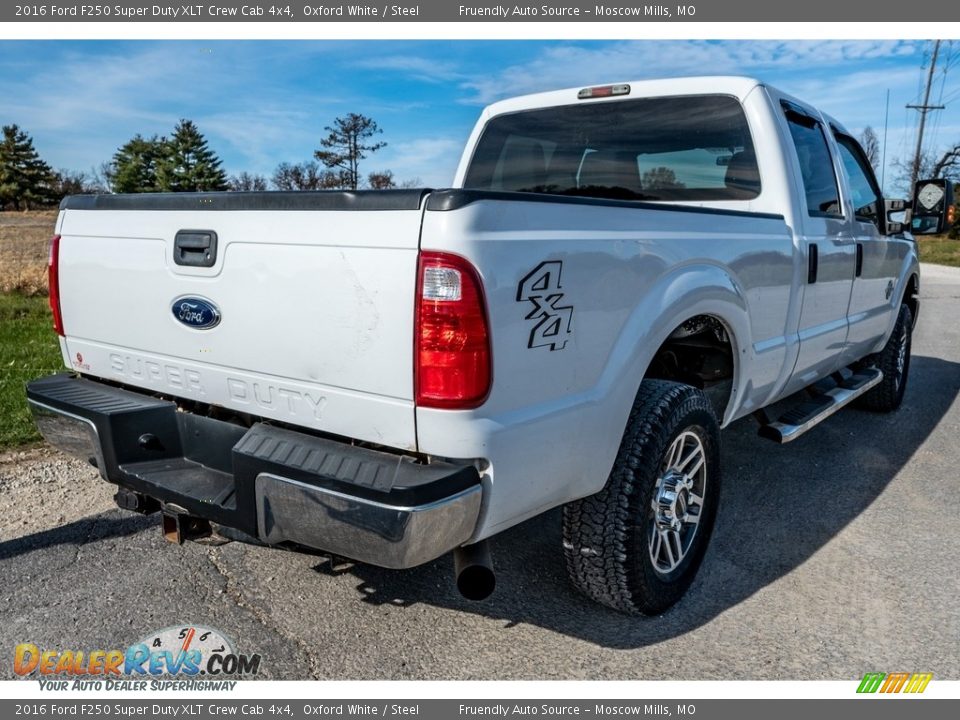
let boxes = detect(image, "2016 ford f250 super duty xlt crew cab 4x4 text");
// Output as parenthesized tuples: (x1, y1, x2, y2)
(27, 76, 956, 615)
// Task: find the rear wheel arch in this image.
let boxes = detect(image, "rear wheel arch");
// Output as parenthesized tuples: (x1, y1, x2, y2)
(642, 312, 741, 425)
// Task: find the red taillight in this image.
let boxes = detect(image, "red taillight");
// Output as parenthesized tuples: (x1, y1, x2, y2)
(48, 234, 64, 336)
(415, 251, 491, 409)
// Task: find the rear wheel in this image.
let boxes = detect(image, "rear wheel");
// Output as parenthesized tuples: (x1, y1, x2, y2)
(562, 380, 721, 615)
(857, 303, 913, 412)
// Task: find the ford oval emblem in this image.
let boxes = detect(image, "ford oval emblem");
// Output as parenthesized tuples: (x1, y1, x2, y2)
(172, 296, 221, 330)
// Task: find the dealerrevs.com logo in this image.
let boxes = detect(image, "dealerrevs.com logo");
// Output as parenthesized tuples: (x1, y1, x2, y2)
(14, 626, 261, 691)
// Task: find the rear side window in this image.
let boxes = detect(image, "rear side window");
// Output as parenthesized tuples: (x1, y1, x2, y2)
(463, 95, 760, 202)
(783, 106, 842, 218)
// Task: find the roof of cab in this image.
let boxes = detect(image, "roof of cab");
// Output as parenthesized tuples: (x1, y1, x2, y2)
(483, 76, 766, 117)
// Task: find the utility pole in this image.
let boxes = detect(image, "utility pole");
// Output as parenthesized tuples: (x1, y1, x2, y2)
(907, 39, 945, 189)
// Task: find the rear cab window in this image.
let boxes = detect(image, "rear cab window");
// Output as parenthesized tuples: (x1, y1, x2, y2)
(781, 103, 843, 219)
(463, 95, 761, 202)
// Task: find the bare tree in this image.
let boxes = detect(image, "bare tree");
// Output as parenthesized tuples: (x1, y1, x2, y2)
(52, 169, 101, 198)
(272, 161, 345, 191)
(892, 141, 960, 194)
(228, 172, 268, 192)
(858, 126, 880, 169)
(88, 163, 112, 193)
(931, 143, 960, 179)
(314, 114, 387, 191)
(367, 170, 396, 189)
(641, 166, 685, 190)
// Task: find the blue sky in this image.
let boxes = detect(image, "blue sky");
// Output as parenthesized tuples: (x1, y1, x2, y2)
(0, 40, 957, 194)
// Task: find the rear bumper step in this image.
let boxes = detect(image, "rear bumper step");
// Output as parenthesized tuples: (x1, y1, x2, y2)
(757, 368, 883, 444)
(27, 373, 481, 568)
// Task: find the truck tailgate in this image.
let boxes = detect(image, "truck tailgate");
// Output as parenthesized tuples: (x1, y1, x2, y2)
(55, 191, 427, 451)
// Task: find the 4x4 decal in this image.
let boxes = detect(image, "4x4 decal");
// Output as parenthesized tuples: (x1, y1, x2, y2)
(517, 261, 574, 351)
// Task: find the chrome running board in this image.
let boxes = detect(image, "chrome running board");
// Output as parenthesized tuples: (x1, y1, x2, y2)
(757, 368, 883, 444)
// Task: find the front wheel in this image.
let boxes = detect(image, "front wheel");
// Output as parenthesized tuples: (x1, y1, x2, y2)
(857, 303, 913, 413)
(562, 380, 721, 615)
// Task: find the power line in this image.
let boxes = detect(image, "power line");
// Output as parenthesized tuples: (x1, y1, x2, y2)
(927, 58, 948, 151)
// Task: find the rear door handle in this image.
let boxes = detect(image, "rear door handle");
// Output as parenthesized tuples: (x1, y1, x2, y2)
(855, 243, 864, 277)
(807, 243, 818, 284)
(174, 230, 217, 268)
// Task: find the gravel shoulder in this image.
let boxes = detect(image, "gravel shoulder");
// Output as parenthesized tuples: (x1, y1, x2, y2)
(0, 446, 113, 543)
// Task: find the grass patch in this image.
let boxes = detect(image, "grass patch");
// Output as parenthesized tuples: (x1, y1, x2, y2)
(917, 234, 960, 268)
(0, 293, 64, 449)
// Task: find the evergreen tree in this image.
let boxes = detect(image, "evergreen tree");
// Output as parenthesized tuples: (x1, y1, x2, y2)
(0, 124, 56, 210)
(107, 134, 164, 193)
(314, 114, 386, 191)
(156, 120, 228, 192)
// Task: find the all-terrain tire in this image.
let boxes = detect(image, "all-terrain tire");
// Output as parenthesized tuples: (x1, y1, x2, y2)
(856, 303, 913, 413)
(562, 380, 721, 615)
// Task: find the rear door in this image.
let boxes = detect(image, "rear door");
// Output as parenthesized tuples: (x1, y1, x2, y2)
(56, 192, 426, 451)
(780, 102, 856, 390)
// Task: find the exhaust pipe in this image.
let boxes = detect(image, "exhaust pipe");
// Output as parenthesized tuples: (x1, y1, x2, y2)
(453, 541, 496, 601)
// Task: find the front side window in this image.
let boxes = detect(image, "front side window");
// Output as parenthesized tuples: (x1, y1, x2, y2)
(783, 106, 842, 218)
(464, 95, 760, 202)
(834, 133, 883, 224)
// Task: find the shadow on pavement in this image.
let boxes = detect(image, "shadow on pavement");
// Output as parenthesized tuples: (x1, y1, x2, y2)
(330, 355, 960, 647)
(0, 511, 153, 561)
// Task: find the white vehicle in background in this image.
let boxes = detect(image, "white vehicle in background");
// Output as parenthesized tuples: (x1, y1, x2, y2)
(29, 76, 954, 614)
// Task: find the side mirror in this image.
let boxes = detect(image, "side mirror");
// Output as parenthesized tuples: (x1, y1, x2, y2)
(881, 198, 910, 236)
(911, 179, 956, 235)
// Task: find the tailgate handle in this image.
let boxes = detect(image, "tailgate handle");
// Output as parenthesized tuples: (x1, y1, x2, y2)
(174, 230, 217, 268)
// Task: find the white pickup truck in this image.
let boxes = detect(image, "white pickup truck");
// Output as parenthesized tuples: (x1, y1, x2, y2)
(28, 76, 954, 615)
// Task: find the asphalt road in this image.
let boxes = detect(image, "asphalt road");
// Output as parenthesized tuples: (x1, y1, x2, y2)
(2, 263, 959, 681)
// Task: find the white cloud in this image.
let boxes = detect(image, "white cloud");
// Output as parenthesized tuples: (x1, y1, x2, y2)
(458, 40, 925, 106)
(376, 137, 465, 187)
(194, 108, 320, 178)
(0, 42, 357, 179)
(350, 54, 466, 84)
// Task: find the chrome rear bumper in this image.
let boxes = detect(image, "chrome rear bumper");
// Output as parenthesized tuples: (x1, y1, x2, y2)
(256, 473, 481, 568)
(28, 373, 482, 569)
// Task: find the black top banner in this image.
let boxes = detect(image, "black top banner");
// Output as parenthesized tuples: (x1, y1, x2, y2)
(3, 1, 956, 22)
